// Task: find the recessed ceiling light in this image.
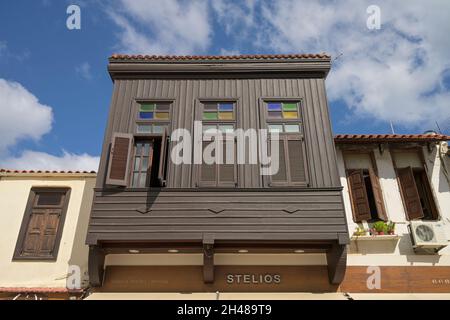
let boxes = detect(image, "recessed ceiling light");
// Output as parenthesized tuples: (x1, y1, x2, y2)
(294, 249, 305, 253)
(238, 249, 249, 253)
(168, 249, 179, 253)
(129, 249, 140, 254)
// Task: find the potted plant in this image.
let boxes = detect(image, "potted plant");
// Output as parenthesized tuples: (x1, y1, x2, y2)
(387, 221, 396, 235)
(372, 221, 388, 235)
(353, 226, 367, 237)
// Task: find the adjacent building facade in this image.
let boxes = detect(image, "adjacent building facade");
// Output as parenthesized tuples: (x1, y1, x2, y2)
(0, 170, 96, 299)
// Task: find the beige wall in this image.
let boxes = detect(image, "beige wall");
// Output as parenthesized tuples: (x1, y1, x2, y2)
(0, 174, 95, 288)
(336, 143, 450, 266)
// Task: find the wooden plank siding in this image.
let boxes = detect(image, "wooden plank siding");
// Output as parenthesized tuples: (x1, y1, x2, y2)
(87, 57, 348, 286)
(87, 189, 346, 245)
(95, 78, 340, 190)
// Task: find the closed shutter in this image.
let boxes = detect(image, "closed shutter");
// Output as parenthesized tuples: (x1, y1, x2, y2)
(397, 167, 424, 220)
(347, 169, 371, 222)
(199, 139, 236, 187)
(106, 132, 134, 186)
(17, 189, 69, 259)
(22, 209, 46, 256)
(199, 141, 216, 186)
(271, 136, 287, 184)
(270, 135, 308, 186)
(287, 135, 307, 185)
(218, 139, 237, 187)
(369, 168, 388, 221)
(158, 128, 168, 186)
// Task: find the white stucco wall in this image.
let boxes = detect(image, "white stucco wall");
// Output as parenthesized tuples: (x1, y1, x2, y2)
(0, 174, 95, 288)
(336, 143, 450, 266)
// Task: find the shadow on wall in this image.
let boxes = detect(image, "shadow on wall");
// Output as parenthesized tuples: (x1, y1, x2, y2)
(67, 178, 96, 289)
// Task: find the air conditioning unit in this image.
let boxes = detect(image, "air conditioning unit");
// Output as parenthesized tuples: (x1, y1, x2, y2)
(410, 221, 448, 252)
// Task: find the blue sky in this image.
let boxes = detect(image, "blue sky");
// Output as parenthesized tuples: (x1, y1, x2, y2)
(0, 0, 449, 170)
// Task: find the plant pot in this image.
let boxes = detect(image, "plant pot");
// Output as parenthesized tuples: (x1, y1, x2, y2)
(377, 231, 385, 235)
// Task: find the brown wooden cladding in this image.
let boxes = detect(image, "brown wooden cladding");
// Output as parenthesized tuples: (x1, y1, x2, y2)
(87, 189, 346, 245)
(95, 77, 340, 189)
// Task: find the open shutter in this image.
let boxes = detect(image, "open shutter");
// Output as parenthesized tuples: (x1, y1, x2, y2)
(106, 132, 134, 186)
(287, 135, 308, 186)
(397, 167, 424, 220)
(158, 128, 168, 186)
(369, 168, 388, 221)
(347, 169, 371, 222)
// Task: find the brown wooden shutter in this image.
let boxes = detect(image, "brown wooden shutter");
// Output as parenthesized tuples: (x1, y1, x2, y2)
(287, 135, 308, 185)
(199, 141, 216, 186)
(270, 135, 308, 186)
(218, 139, 237, 187)
(397, 167, 424, 220)
(271, 136, 288, 184)
(368, 168, 388, 221)
(22, 209, 46, 256)
(347, 169, 371, 222)
(106, 132, 134, 186)
(158, 128, 168, 186)
(20, 190, 67, 259)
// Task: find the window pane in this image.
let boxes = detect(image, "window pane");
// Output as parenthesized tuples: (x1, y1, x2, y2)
(203, 112, 218, 120)
(139, 173, 147, 187)
(267, 102, 282, 111)
(141, 157, 149, 170)
(139, 112, 154, 119)
(152, 125, 164, 134)
(219, 125, 234, 133)
(155, 112, 170, 120)
(132, 173, 140, 187)
(268, 111, 282, 119)
(143, 143, 150, 155)
(157, 103, 170, 111)
(283, 111, 298, 119)
(137, 124, 152, 133)
(203, 125, 217, 132)
(218, 111, 233, 120)
(140, 104, 155, 112)
(284, 124, 300, 133)
(134, 157, 141, 171)
(136, 143, 143, 155)
(204, 103, 217, 111)
(219, 103, 233, 111)
(37, 193, 62, 206)
(268, 124, 283, 132)
(282, 103, 297, 111)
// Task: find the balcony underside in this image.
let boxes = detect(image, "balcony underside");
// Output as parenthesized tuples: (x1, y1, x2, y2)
(87, 188, 348, 287)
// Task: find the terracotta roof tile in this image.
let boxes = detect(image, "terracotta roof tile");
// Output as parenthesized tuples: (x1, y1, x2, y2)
(0, 169, 96, 174)
(109, 53, 331, 62)
(334, 134, 450, 143)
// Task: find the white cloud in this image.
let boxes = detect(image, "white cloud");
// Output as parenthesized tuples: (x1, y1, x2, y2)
(219, 0, 450, 129)
(75, 62, 92, 80)
(0, 79, 53, 153)
(109, 0, 211, 54)
(0, 79, 99, 171)
(1, 150, 99, 171)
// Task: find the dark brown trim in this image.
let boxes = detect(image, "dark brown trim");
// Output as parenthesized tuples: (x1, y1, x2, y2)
(13, 187, 71, 261)
(88, 246, 106, 287)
